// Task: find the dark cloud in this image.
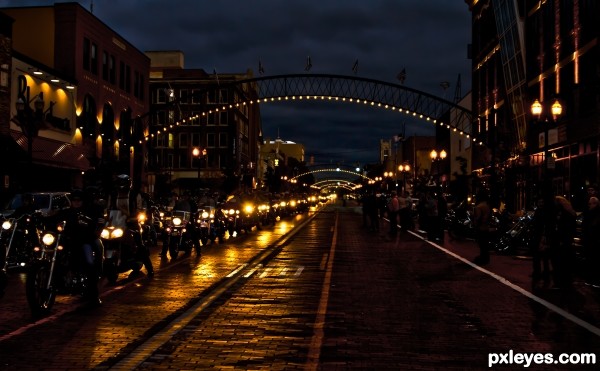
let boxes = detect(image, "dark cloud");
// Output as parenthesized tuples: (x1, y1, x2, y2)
(1, 0, 472, 165)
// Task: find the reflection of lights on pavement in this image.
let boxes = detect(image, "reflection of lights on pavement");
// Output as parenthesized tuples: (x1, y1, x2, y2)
(194, 263, 216, 278)
(277, 221, 291, 233)
(226, 250, 239, 260)
(257, 234, 270, 247)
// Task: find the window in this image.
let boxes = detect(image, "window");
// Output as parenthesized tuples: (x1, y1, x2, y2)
(155, 111, 166, 126)
(191, 89, 203, 104)
(207, 113, 216, 126)
(109, 55, 116, 84)
(207, 90, 217, 103)
(179, 133, 189, 148)
(133, 71, 140, 98)
(190, 111, 201, 125)
(167, 133, 174, 148)
(125, 65, 131, 93)
(82, 38, 90, 71)
(139, 75, 144, 100)
(178, 149, 189, 168)
(167, 153, 174, 169)
(219, 112, 228, 125)
(119, 61, 125, 90)
(207, 133, 216, 147)
(180, 89, 189, 104)
(102, 52, 108, 80)
(191, 133, 200, 147)
(90, 43, 98, 75)
(219, 132, 228, 147)
(219, 89, 229, 103)
(156, 89, 167, 104)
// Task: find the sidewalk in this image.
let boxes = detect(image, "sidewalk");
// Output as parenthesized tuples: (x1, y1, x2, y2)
(342, 200, 600, 329)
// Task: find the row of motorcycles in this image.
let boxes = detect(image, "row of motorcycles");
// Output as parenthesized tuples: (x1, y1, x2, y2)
(1, 195, 317, 315)
(444, 200, 539, 255)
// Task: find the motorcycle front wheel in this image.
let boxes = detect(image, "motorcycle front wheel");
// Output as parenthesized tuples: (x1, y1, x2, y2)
(103, 259, 119, 285)
(26, 260, 56, 317)
(169, 239, 179, 259)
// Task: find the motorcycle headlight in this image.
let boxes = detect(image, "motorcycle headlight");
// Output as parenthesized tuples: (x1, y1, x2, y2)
(42, 233, 55, 246)
(280, 201, 286, 207)
(1, 220, 11, 230)
(290, 200, 297, 207)
(228, 209, 235, 215)
(111, 228, 124, 239)
(202, 211, 209, 219)
(100, 229, 110, 239)
(173, 217, 182, 226)
(244, 205, 254, 214)
(138, 213, 146, 223)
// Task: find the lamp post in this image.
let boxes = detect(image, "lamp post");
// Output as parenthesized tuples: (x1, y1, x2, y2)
(530, 98, 563, 195)
(430, 149, 446, 186)
(384, 171, 394, 191)
(15, 93, 45, 189)
(398, 163, 411, 195)
(192, 147, 207, 189)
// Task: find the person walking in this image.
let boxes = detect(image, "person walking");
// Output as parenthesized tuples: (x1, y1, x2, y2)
(552, 196, 577, 289)
(387, 191, 400, 238)
(425, 190, 439, 241)
(531, 195, 553, 288)
(473, 190, 492, 265)
(436, 191, 448, 242)
(582, 196, 600, 286)
(398, 191, 411, 232)
(366, 190, 380, 232)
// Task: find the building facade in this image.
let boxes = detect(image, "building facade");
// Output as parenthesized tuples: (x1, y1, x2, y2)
(2, 3, 150, 194)
(146, 51, 262, 197)
(467, 0, 600, 211)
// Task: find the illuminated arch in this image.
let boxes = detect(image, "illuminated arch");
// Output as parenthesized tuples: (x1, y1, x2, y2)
(144, 73, 480, 146)
(319, 184, 356, 192)
(292, 167, 373, 182)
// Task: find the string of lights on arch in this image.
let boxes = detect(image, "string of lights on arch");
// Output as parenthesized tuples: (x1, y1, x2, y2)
(289, 167, 373, 182)
(143, 94, 484, 146)
(309, 179, 363, 191)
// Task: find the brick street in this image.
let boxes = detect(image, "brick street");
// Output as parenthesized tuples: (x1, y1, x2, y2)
(1, 202, 599, 370)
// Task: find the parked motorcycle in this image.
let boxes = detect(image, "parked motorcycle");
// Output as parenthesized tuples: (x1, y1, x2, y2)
(101, 221, 144, 285)
(0, 213, 42, 270)
(162, 210, 194, 259)
(491, 211, 536, 255)
(445, 201, 475, 240)
(137, 210, 158, 247)
(25, 214, 102, 316)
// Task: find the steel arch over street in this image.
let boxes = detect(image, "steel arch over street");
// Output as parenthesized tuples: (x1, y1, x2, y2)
(146, 74, 481, 146)
(291, 167, 371, 182)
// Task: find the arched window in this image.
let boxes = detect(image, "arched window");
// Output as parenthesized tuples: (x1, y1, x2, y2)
(119, 108, 132, 147)
(77, 94, 97, 138)
(101, 103, 114, 162)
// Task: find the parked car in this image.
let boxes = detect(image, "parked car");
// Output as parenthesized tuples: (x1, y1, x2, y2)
(1, 192, 71, 217)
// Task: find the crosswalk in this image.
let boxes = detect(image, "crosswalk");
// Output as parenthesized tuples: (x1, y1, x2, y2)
(228, 264, 307, 279)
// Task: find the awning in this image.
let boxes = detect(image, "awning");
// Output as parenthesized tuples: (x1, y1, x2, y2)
(10, 130, 91, 171)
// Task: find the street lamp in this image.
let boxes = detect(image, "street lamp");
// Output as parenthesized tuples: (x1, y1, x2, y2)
(192, 147, 207, 188)
(430, 149, 446, 186)
(15, 93, 45, 189)
(398, 163, 411, 194)
(530, 98, 563, 194)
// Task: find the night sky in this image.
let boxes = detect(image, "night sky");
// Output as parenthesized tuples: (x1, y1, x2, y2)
(1, 0, 472, 166)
